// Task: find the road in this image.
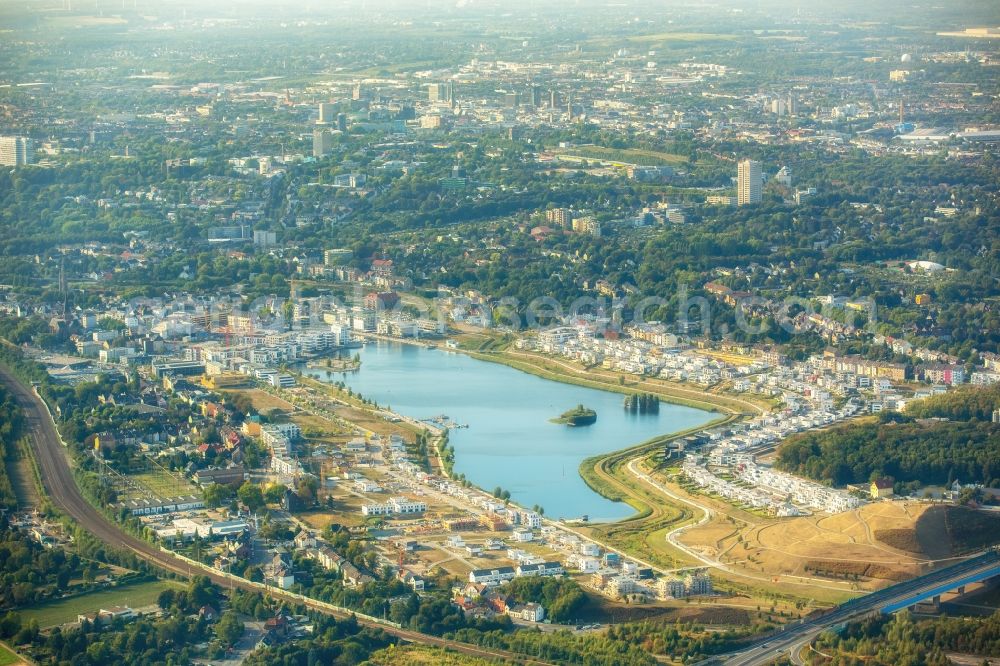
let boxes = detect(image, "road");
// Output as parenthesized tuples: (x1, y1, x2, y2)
(715, 551, 1000, 666)
(625, 458, 860, 592)
(0, 365, 548, 666)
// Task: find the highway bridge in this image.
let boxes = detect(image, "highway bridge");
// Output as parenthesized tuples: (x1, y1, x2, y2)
(708, 549, 1000, 666)
(879, 559, 1000, 614)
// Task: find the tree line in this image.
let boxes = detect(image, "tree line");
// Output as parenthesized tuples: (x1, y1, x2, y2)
(811, 609, 1000, 665)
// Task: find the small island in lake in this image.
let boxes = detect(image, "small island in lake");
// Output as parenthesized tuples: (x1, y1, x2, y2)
(552, 404, 598, 426)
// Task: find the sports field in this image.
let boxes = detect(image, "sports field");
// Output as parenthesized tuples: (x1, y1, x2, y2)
(119, 466, 198, 503)
(19, 580, 184, 628)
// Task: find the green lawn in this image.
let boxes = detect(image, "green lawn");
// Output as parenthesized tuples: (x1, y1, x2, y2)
(0, 644, 22, 666)
(126, 469, 197, 501)
(20, 580, 184, 628)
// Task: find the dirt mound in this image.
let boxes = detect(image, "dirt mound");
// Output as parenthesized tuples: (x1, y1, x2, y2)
(942, 506, 1000, 553)
(915, 505, 952, 559)
(916, 506, 1000, 557)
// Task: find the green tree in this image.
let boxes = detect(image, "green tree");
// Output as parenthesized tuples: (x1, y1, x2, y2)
(202, 483, 232, 509)
(238, 482, 265, 512)
(296, 477, 319, 506)
(215, 611, 244, 647)
(263, 483, 287, 504)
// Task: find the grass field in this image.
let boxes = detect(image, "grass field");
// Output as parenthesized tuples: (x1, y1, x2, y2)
(129, 469, 197, 500)
(291, 412, 347, 437)
(221, 388, 295, 414)
(20, 580, 183, 628)
(0, 644, 22, 666)
(6, 438, 40, 509)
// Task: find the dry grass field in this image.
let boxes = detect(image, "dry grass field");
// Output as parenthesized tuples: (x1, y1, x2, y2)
(333, 404, 420, 439)
(220, 388, 295, 414)
(682, 501, 938, 590)
(291, 412, 347, 436)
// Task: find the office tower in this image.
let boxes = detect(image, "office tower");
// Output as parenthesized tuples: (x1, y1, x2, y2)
(352, 83, 363, 101)
(318, 102, 335, 124)
(336, 112, 348, 133)
(738, 159, 762, 206)
(428, 83, 447, 103)
(528, 86, 542, 107)
(549, 90, 560, 109)
(313, 129, 333, 158)
(446, 80, 455, 105)
(0, 136, 32, 166)
(504, 91, 521, 108)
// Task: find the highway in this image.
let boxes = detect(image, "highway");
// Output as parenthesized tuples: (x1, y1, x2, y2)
(0, 365, 548, 666)
(716, 550, 1000, 666)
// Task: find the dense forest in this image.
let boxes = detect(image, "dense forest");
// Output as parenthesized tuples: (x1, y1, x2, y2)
(905, 384, 1000, 422)
(244, 614, 395, 666)
(776, 386, 1000, 489)
(775, 420, 1000, 489)
(503, 576, 587, 622)
(0, 383, 24, 511)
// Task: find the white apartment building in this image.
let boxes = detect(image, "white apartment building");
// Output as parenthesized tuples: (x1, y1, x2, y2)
(361, 496, 427, 517)
(738, 159, 762, 205)
(0, 136, 33, 166)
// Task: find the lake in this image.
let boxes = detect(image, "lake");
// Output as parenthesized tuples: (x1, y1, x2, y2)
(304, 341, 715, 522)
